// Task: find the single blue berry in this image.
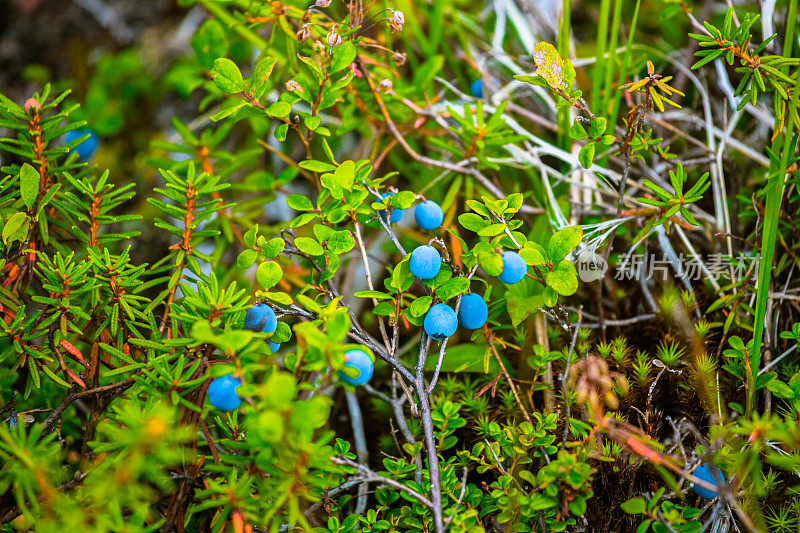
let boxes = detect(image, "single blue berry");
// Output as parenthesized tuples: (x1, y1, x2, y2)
(380, 192, 405, 223)
(244, 303, 277, 333)
(208, 375, 243, 411)
(424, 303, 458, 339)
(409, 245, 442, 280)
(339, 349, 374, 385)
(414, 200, 443, 230)
(470, 79, 484, 98)
(268, 341, 280, 353)
(497, 251, 527, 284)
(458, 293, 488, 330)
(64, 128, 99, 161)
(692, 463, 724, 499)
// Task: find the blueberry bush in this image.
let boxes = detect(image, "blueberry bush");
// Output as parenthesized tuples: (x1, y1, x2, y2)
(2, 0, 800, 531)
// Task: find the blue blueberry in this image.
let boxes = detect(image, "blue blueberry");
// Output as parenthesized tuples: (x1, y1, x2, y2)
(64, 128, 99, 161)
(414, 200, 444, 230)
(692, 464, 724, 499)
(470, 79, 484, 98)
(424, 303, 458, 339)
(409, 245, 442, 280)
(458, 293, 488, 330)
(244, 303, 277, 333)
(380, 192, 405, 223)
(268, 341, 280, 353)
(208, 375, 243, 411)
(497, 251, 527, 284)
(339, 349, 374, 386)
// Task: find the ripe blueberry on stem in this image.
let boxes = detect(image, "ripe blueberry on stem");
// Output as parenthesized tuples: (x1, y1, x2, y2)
(458, 293, 488, 329)
(64, 128, 99, 161)
(424, 304, 458, 339)
(244, 303, 277, 333)
(339, 349, 374, 385)
(410, 245, 442, 279)
(414, 200, 443, 230)
(470, 79, 484, 98)
(691, 464, 724, 499)
(208, 375, 243, 411)
(380, 192, 405, 223)
(497, 251, 527, 284)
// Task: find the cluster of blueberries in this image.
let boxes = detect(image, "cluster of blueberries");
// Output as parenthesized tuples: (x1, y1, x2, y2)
(206, 303, 374, 411)
(203, 187, 727, 504)
(394, 197, 527, 341)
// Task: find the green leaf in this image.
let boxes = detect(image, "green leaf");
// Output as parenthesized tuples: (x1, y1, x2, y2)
(191, 19, 227, 69)
(589, 117, 607, 138)
(478, 252, 503, 277)
(2, 212, 29, 244)
(545, 260, 579, 296)
(330, 41, 357, 72)
(437, 277, 469, 301)
(354, 290, 393, 300)
(548, 225, 583, 262)
(287, 194, 314, 211)
(519, 243, 546, 266)
(275, 123, 289, 141)
(210, 102, 246, 122)
(386, 190, 416, 209)
(295, 237, 324, 256)
(299, 160, 336, 172)
(304, 115, 322, 131)
(264, 291, 293, 306)
(459, 213, 488, 232)
(19, 163, 39, 210)
(390, 257, 413, 292)
(237, 249, 258, 269)
(766, 379, 795, 399)
(506, 290, 543, 326)
(264, 237, 285, 258)
(569, 121, 587, 140)
(256, 261, 283, 290)
(578, 143, 595, 169)
(409, 296, 432, 317)
(620, 497, 646, 514)
(210, 58, 244, 93)
(326, 231, 355, 254)
(478, 223, 506, 237)
(321, 160, 355, 198)
(248, 56, 278, 99)
(266, 101, 292, 118)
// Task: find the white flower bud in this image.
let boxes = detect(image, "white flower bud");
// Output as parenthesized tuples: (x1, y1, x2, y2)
(286, 80, 304, 93)
(389, 9, 404, 31)
(326, 29, 342, 47)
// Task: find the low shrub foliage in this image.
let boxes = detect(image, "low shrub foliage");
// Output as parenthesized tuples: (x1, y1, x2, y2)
(1, 0, 800, 532)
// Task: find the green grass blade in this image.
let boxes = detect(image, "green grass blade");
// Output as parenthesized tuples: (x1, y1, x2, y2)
(749, 68, 800, 417)
(591, 0, 612, 108)
(557, 0, 572, 151)
(607, 0, 640, 136)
